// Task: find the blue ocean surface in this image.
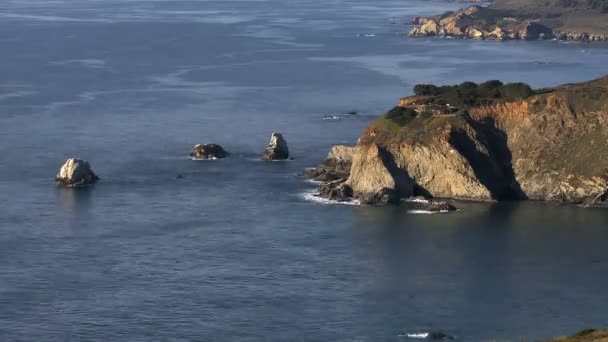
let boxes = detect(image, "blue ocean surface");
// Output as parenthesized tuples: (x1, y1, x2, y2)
(1, 0, 608, 341)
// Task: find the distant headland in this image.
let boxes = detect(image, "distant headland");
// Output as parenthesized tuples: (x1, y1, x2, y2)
(409, 0, 608, 41)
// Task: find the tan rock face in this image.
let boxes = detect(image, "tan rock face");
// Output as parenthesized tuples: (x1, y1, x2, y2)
(419, 20, 440, 35)
(346, 144, 415, 203)
(326, 145, 354, 164)
(488, 27, 506, 39)
(440, 18, 466, 37)
(465, 27, 485, 39)
(467, 86, 608, 203)
(302, 145, 354, 182)
(389, 142, 493, 201)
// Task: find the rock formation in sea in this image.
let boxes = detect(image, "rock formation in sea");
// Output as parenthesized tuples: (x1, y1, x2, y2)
(261, 132, 290, 160)
(409, 2, 608, 42)
(55, 158, 99, 187)
(190, 144, 229, 160)
(307, 76, 608, 208)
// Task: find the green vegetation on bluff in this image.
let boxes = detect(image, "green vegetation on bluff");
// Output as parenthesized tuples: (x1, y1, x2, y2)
(370, 107, 463, 145)
(413, 80, 533, 107)
(373, 80, 533, 141)
(368, 76, 608, 147)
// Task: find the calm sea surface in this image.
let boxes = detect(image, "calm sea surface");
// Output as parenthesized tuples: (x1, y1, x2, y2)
(1, 0, 608, 341)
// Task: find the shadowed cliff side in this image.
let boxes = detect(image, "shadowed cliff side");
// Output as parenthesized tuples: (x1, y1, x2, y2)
(450, 115, 527, 200)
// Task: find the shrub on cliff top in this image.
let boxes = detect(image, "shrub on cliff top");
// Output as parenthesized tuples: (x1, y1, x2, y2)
(412, 80, 533, 107)
(499, 82, 533, 100)
(573, 329, 597, 337)
(386, 106, 419, 126)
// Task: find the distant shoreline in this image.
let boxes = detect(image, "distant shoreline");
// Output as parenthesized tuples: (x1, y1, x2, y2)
(409, 0, 608, 42)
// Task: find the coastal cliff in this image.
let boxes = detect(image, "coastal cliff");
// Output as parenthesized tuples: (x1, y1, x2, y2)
(307, 76, 608, 206)
(409, 0, 608, 41)
(544, 329, 608, 342)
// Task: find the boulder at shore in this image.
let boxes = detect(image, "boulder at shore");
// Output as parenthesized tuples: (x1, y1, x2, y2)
(190, 144, 229, 160)
(261, 133, 289, 160)
(302, 145, 354, 182)
(55, 158, 99, 187)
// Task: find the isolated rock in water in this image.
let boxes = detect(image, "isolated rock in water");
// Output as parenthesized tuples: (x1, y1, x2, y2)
(261, 132, 289, 160)
(190, 144, 229, 160)
(55, 158, 99, 187)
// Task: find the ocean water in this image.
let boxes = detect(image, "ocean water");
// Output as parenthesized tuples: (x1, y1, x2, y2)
(1, 0, 608, 341)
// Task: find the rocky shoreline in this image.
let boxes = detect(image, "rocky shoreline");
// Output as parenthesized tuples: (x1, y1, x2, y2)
(409, 5, 608, 42)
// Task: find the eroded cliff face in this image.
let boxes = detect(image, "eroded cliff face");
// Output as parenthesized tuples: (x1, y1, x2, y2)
(466, 87, 608, 202)
(310, 76, 608, 206)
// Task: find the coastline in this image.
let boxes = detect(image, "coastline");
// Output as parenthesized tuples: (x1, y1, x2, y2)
(408, 2, 608, 42)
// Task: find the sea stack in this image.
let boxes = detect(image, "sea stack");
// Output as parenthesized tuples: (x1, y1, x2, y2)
(190, 144, 229, 160)
(261, 132, 289, 160)
(55, 158, 99, 187)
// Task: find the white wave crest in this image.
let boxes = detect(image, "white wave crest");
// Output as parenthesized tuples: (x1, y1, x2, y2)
(407, 209, 451, 215)
(301, 191, 360, 205)
(191, 156, 218, 161)
(402, 332, 429, 339)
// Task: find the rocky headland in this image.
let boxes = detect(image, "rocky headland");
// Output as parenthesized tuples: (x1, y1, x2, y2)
(409, 0, 608, 41)
(305, 76, 608, 207)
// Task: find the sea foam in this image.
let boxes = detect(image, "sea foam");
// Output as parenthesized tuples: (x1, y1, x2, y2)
(301, 190, 360, 205)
